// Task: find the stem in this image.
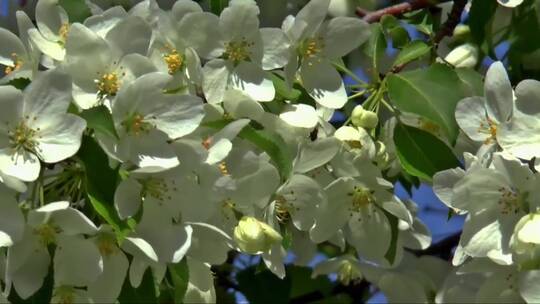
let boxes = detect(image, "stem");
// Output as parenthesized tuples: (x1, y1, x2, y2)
(333, 62, 367, 85)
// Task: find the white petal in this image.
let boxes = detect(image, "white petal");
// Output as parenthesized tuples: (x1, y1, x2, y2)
(517, 215, 540, 244)
(279, 104, 318, 129)
(321, 17, 370, 59)
(83, 6, 127, 37)
(498, 0, 524, 7)
(519, 270, 540, 303)
(122, 237, 159, 262)
(28, 29, 65, 61)
(310, 179, 350, 243)
(178, 13, 222, 59)
(202, 59, 231, 104)
(118, 130, 180, 170)
(292, 0, 330, 39)
(187, 222, 234, 265)
(23, 68, 72, 126)
(300, 60, 347, 109)
(222, 90, 265, 119)
(35, 0, 66, 41)
(0, 86, 23, 128)
(105, 16, 152, 56)
(7, 234, 50, 299)
(0, 28, 27, 67)
(0, 189, 24, 247)
(514, 79, 540, 115)
(0, 150, 40, 182)
(498, 113, 540, 160)
(231, 61, 275, 102)
(114, 178, 143, 219)
(183, 258, 216, 304)
(219, 3, 259, 41)
(484, 61, 513, 123)
(36, 115, 86, 163)
(294, 136, 341, 174)
(347, 206, 391, 262)
(262, 244, 286, 279)
(54, 235, 103, 287)
(87, 251, 129, 303)
(260, 28, 290, 70)
(171, 0, 203, 21)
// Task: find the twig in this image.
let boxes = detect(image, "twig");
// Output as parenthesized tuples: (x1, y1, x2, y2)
(357, 0, 439, 23)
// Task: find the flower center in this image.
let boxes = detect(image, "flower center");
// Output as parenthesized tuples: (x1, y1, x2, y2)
(348, 186, 375, 212)
(163, 48, 183, 75)
(96, 233, 118, 257)
(4, 53, 23, 75)
(498, 186, 524, 215)
(478, 117, 498, 144)
(96, 72, 121, 97)
(223, 38, 253, 63)
(34, 223, 61, 245)
(53, 286, 75, 304)
(121, 113, 154, 136)
(218, 162, 229, 176)
(58, 23, 70, 45)
(8, 120, 39, 153)
(275, 195, 291, 223)
(300, 37, 324, 60)
(221, 198, 237, 221)
(337, 260, 362, 286)
(140, 177, 171, 201)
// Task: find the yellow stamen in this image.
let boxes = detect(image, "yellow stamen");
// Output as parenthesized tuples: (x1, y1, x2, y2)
(163, 49, 183, 75)
(4, 53, 23, 75)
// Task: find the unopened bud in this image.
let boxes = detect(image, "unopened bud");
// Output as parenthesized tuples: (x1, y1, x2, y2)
(351, 105, 379, 129)
(337, 260, 363, 285)
(234, 216, 282, 254)
(452, 24, 471, 43)
(444, 43, 479, 68)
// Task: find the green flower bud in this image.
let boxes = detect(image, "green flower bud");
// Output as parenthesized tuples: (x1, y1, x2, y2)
(351, 105, 379, 129)
(234, 216, 282, 254)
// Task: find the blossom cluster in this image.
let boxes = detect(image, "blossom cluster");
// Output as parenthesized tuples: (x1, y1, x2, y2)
(0, 0, 538, 303)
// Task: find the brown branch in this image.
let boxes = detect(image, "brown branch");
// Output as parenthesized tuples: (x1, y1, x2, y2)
(357, 0, 439, 23)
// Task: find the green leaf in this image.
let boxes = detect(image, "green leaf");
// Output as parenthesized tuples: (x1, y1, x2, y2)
(79, 105, 119, 139)
(7, 78, 31, 90)
(362, 23, 387, 77)
(168, 259, 190, 304)
(393, 124, 460, 181)
(77, 136, 133, 240)
(288, 266, 333, 299)
(203, 120, 293, 181)
(58, 0, 91, 23)
(393, 40, 431, 67)
(210, 0, 229, 15)
(403, 9, 434, 36)
(456, 67, 484, 97)
(270, 73, 301, 101)
(237, 266, 291, 304)
(387, 63, 468, 142)
(381, 15, 410, 49)
(118, 268, 158, 304)
(383, 210, 399, 265)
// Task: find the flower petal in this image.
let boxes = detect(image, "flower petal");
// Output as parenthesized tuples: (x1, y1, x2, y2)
(321, 17, 370, 59)
(231, 61, 275, 102)
(300, 60, 347, 109)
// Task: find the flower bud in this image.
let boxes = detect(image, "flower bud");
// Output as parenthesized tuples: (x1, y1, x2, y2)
(234, 216, 282, 254)
(452, 24, 471, 43)
(351, 105, 379, 129)
(444, 43, 479, 68)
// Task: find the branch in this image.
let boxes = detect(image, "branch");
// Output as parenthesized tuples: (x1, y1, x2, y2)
(357, 0, 439, 23)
